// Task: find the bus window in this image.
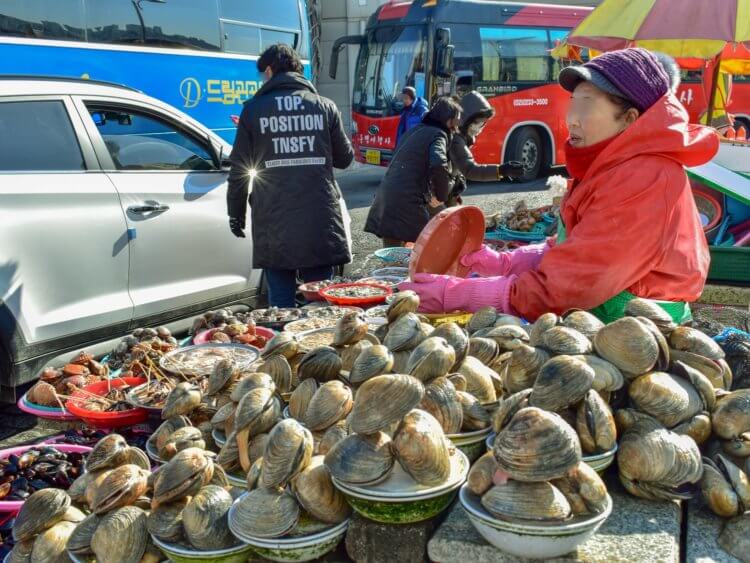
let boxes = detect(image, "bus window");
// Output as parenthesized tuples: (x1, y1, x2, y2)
(261, 29, 297, 52)
(221, 0, 301, 30)
(221, 21, 260, 55)
(451, 24, 483, 96)
(0, 0, 84, 41)
(85, 1, 142, 44)
(480, 27, 549, 83)
(140, 1, 220, 51)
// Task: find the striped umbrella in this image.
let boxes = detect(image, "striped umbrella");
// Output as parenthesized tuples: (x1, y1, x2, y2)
(567, 0, 750, 123)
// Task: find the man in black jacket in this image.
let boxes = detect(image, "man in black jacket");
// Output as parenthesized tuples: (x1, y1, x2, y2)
(227, 44, 354, 307)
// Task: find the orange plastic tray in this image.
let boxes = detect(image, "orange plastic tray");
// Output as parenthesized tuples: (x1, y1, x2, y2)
(409, 206, 485, 278)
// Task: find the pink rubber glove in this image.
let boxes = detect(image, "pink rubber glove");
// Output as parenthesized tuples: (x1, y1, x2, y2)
(460, 243, 549, 277)
(397, 273, 517, 314)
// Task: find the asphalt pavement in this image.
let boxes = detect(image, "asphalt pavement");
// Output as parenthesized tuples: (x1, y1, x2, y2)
(335, 162, 556, 273)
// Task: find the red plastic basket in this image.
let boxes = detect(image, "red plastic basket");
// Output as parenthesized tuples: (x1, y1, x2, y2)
(298, 282, 328, 302)
(65, 377, 148, 428)
(319, 283, 393, 308)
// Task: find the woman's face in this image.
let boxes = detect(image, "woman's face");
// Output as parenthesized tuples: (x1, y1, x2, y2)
(566, 82, 638, 147)
(448, 114, 462, 132)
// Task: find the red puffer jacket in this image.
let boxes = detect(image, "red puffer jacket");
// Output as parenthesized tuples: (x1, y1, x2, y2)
(510, 93, 719, 321)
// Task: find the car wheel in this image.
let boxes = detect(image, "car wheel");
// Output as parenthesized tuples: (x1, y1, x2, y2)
(506, 127, 543, 182)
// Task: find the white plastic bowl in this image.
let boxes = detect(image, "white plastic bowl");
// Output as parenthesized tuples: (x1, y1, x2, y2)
(459, 484, 612, 559)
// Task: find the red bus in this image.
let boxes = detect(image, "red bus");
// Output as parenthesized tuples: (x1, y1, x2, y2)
(330, 0, 750, 180)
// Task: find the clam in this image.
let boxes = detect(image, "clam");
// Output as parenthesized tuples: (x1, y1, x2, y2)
(31, 520, 75, 562)
(303, 380, 353, 431)
(673, 413, 713, 446)
(541, 326, 592, 356)
(562, 311, 604, 340)
(211, 403, 234, 431)
(502, 345, 550, 394)
(86, 433, 130, 472)
(7, 540, 34, 563)
(407, 337, 456, 383)
(576, 390, 617, 454)
(159, 426, 206, 460)
(481, 481, 571, 522)
(672, 360, 717, 412)
(448, 373, 467, 392)
(670, 349, 730, 390)
(458, 356, 499, 404)
(614, 408, 663, 435)
(483, 325, 529, 352)
(552, 461, 609, 515)
(207, 359, 236, 396)
(230, 372, 276, 402)
(529, 312, 559, 347)
(349, 374, 424, 435)
(122, 446, 150, 471)
(246, 457, 263, 491)
(92, 464, 149, 514)
(288, 378, 318, 420)
(350, 345, 394, 385)
(712, 389, 750, 457)
(494, 314, 524, 327)
(333, 312, 368, 346)
(318, 420, 350, 456)
(68, 472, 95, 505)
(231, 487, 300, 538)
(258, 355, 294, 394)
(91, 506, 148, 563)
(529, 355, 595, 412)
(617, 420, 702, 500)
(293, 456, 351, 524)
(391, 350, 411, 374)
(457, 390, 491, 431)
(261, 419, 314, 489)
(153, 448, 214, 508)
(146, 499, 188, 544)
(492, 389, 532, 434)
(13, 488, 70, 542)
(494, 407, 581, 482)
(467, 306, 497, 334)
(339, 340, 373, 373)
(183, 485, 236, 550)
(625, 298, 676, 333)
(432, 322, 469, 369)
(468, 337, 500, 366)
(387, 290, 419, 323)
(701, 454, 750, 518)
(393, 409, 451, 486)
(324, 432, 394, 486)
(374, 322, 389, 343)
(262, 331, 299, 359)
(216, 431, 242, 474)
(234, 386, 282, 471)
(628, 371, 703, 428)
(670, 327, 724, 360)
(594, 317, 662, 377)
(296, 346, 341, 383)
(384, 313, 424, 352)
(468, 451, 500, 496)
(420, 377, 463, 434)
(68, 513, 102, 556)
(162, 382, 202, 419)
(576, 355, 624, 393)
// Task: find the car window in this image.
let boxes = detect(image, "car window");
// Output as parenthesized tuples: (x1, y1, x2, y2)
(0, 0, 85, 41)
(0, 100, 85, 171)
(87, 106, 215, 172)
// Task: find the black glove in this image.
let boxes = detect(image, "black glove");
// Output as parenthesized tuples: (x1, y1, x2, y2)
(499, 161, 525, 180)
(229, 216, 246, 238)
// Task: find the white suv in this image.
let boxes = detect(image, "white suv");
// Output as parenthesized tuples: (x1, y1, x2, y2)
(0, 76, 261, 393)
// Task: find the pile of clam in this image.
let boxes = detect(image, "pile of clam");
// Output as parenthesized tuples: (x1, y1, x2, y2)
(230, 417, 351, 539)
(468, 406, 609, 523)
(146, 447, 240, 551)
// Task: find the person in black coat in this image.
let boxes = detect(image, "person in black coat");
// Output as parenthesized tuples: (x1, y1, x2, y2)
(227, 44, 354, 307)
(448, 91, 525, 206)
(364, 97, 462, 247)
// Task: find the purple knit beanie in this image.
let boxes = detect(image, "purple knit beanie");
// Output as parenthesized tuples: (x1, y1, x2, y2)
(559, 48, 676, 113)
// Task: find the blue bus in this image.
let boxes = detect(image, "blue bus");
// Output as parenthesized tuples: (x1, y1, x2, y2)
(0, 0, 312, 142)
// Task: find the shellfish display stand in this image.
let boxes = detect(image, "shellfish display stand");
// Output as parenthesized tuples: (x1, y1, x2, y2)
(2, 249, 749, 562)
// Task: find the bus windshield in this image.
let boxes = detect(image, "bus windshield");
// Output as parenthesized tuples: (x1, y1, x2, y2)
(353, 25, 427, 117)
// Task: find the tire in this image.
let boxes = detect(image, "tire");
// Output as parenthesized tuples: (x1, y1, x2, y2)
(734, 116, 750, 133)
(505, 127, 543, 182)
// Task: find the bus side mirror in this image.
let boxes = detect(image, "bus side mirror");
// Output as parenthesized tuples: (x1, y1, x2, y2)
(435, 45, 455, 78)
(329, 35, 364, 80)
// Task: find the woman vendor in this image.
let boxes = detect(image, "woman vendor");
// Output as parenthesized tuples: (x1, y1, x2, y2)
(447, 91, 524, 206)
(400, 48, 719, 323)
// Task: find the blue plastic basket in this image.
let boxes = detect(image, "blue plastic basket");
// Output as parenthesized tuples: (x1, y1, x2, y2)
(373, 247, 412, 264)
(485, 223, 548, 242)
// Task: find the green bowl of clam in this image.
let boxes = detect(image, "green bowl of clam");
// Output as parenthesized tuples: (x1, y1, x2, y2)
(448, 427, 492, 463)
(151, 535, 254, 563)
(331, 447, 470, 524)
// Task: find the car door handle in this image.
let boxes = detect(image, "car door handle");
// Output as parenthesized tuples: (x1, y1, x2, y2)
(127, 203, 170, 214)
